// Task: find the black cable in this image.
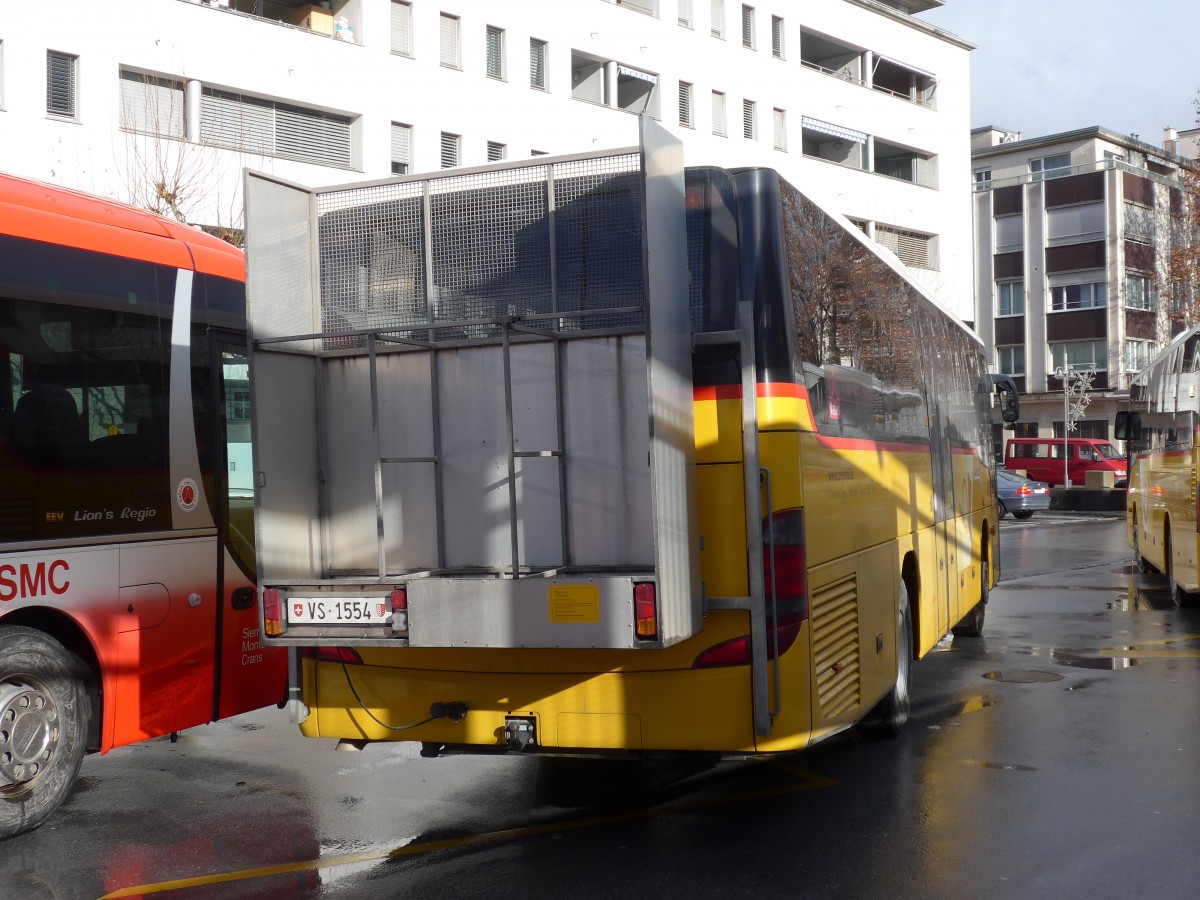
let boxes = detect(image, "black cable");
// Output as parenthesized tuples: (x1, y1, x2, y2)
(340, 661, 439, 732)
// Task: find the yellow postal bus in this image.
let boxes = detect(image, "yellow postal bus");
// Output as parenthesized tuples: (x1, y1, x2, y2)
(245, 123, 1018, 756)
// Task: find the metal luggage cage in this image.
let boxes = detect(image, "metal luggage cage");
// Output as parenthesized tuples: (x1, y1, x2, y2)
(245, 119, 702, 650)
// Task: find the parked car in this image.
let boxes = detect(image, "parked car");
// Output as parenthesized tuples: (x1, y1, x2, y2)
(996, 468, 1051, 519)
(1003, 436, 1126, 488)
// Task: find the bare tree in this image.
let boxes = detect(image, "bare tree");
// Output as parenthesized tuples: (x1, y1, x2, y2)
(1167, 93, 1200, 335)
(116, 71, 251, 247)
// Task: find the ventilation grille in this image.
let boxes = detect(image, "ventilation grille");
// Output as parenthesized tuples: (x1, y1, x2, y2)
(811, 574, 860, 719)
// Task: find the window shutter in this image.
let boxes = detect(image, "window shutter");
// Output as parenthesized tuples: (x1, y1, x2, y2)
(772, 108, 785, 150)
(678, 81, 692, 127)
(275, 105, 352, 168)
(711, 91, 726, 135)
(200, 88, 274, 155)
(440, 15, 460, 68)
(119, 70, 185, 138)
(771, 15, 783, 57)
(710, 0, 724, 37)
(529, 39, 547, 88)
(742, 99, 755, 139)
(487, 141, 506, 162)
(440, 132, 460, 168)
(391, 122, 411, 174)
(486, 27, 503, 78)
(742, 5, 754, 48)
(619, 0, 656, 13)
(678, 0, 693, 26)
(876, 225, 935, 269)
(46, 51, 76, 117)
(390, 2, 413, 56)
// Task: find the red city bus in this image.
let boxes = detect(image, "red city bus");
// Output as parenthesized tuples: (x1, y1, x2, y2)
(0, 172, 286, 837)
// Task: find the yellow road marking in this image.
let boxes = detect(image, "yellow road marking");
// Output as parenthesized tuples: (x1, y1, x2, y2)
(1100, 632, 1200, 659)
(101, 765, 838, 897)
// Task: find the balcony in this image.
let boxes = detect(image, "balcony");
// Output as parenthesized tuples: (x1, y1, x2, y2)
(800, 30, 936, 109)
(186, 0, 359, 43)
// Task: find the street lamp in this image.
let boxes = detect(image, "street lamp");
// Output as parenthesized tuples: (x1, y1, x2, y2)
(1054, 365, 1071, 487)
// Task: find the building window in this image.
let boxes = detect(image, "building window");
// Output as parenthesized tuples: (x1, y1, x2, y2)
(530, 39, 548, 89)
(616, 0, 659, 14)
(771, 15, 784, 58)
(801, 117, 867, 171)
(46, 50, 78, 119)
(1125, 339, 1154, 373)
(741, 5, 755, 49)
(678, 81, 693, 128)
(391, 122, 412, 175)
(875, 224, 938, 270)
(874, 141, 937, 188)
(390, 1, 413, 57)
(996, 280, 1024, 316)
(1051, 340, 1106, 372)
(742, 99, 756, 139)
(997, 345, 1026, 377)
(678, 0, 693, 27)
(1031, 153, 1071, 181)
(772, 108, 786, 151)
(487, 140, 506, 161)
(531, 149, 549, 156)
(119, 69, 185, 139)
(440, 131, 461, 168)
(712, 90, 726, 136)
(440, 14, 461, 70)
(974, 168, 992, 190)
(1053, 419, 1109, 440)
(711, 0, 725, 38)
(1126, 273, 1153, 311)
(1050, 282, 1106, 311)
(994, 214, 1023, 252)
(201, 89, 353, 168)
(486, 26, 505, 79)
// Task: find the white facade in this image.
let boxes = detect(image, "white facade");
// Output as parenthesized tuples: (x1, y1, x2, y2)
(0, 0, 974, 316)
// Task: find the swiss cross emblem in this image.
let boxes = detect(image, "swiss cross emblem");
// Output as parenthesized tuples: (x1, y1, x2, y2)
(293, 603, 303, 618)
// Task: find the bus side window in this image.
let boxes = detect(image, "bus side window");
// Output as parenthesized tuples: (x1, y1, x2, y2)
(9, 383, 87, 465)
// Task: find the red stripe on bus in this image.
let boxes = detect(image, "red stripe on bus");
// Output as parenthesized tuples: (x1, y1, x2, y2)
(813, 435, 930, 453)
(1134, 449, 1191, 460)
(693, 382, 808, 401)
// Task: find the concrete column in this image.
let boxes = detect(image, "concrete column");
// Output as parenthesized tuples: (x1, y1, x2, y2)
(186, 79, 202, 143)
(604, 60, 618, 107)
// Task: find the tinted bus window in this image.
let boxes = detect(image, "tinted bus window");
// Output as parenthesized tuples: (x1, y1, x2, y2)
(0, 233, 175, 541)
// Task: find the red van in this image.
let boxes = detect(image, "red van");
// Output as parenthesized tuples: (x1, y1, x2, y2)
(1004, 437, 1127, 487)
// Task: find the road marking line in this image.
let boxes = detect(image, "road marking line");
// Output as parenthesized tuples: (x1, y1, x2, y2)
(100, 764, 838, 897)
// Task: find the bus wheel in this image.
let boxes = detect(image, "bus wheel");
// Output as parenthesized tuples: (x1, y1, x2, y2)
(0, 627, 91, 839)
(1132, 512, 1154, 573)
(953, 561, 988, 638)
(861, 582, 912, 738)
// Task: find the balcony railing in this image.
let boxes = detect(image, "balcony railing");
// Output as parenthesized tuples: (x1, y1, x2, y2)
(975, 157, 1182, 192)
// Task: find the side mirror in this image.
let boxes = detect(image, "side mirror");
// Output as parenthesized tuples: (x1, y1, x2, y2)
(990, 374, 1020, 424)
(1114, 411, 1141, 442)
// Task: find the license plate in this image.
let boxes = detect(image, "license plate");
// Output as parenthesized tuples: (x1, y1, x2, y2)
(288, 597, 391, 625)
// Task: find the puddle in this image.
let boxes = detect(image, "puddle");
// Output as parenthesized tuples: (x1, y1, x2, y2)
(1109, 589, 1178, 612)
(1052, 649, 1140, 670)
(979, 761, 1038, 772)
(982, 670, 1065, 683)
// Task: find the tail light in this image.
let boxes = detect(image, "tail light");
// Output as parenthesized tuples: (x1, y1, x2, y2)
(390, 588, 409, 633)
(301, 646, 364, 665)
(694, 508, 808, 668)
(1151, 484, 1166, 496)
(634, 582, 658, 640)
(1016, 484, 1033, 496)
(262, 588, 285, 637)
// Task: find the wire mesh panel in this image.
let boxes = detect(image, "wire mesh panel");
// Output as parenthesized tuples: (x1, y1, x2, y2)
(317, 180, 427, 347)
(312, 151, 646, 348)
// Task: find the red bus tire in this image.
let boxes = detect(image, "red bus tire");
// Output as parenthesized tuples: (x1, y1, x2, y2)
(0, 626, 91, 839)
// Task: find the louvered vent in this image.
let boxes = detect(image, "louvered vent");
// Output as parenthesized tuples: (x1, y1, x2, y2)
(0, 498, 35, 542)
(811, 574, 860, 719)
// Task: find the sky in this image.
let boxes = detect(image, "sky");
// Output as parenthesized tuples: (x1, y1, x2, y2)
(920, 1, 1200, 146)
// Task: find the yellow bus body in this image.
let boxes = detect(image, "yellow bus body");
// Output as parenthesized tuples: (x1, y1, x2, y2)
(299, 391, 997, 754)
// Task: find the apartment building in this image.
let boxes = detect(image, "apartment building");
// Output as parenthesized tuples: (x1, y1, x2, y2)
(0, 0, 976, 316)
(971, 125, 1191, 451)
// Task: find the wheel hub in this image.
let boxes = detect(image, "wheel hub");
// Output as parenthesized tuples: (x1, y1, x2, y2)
(0, 680, 59, 787)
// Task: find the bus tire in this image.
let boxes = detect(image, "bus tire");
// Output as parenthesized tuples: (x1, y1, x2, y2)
(0, 626, 91, 839)
(953, 560, 988, 638)
(1132, 511, 1154, 573)
(861, 582, 912, 739)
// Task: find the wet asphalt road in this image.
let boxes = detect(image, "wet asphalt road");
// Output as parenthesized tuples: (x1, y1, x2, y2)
(4, 515, 1199, 900)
